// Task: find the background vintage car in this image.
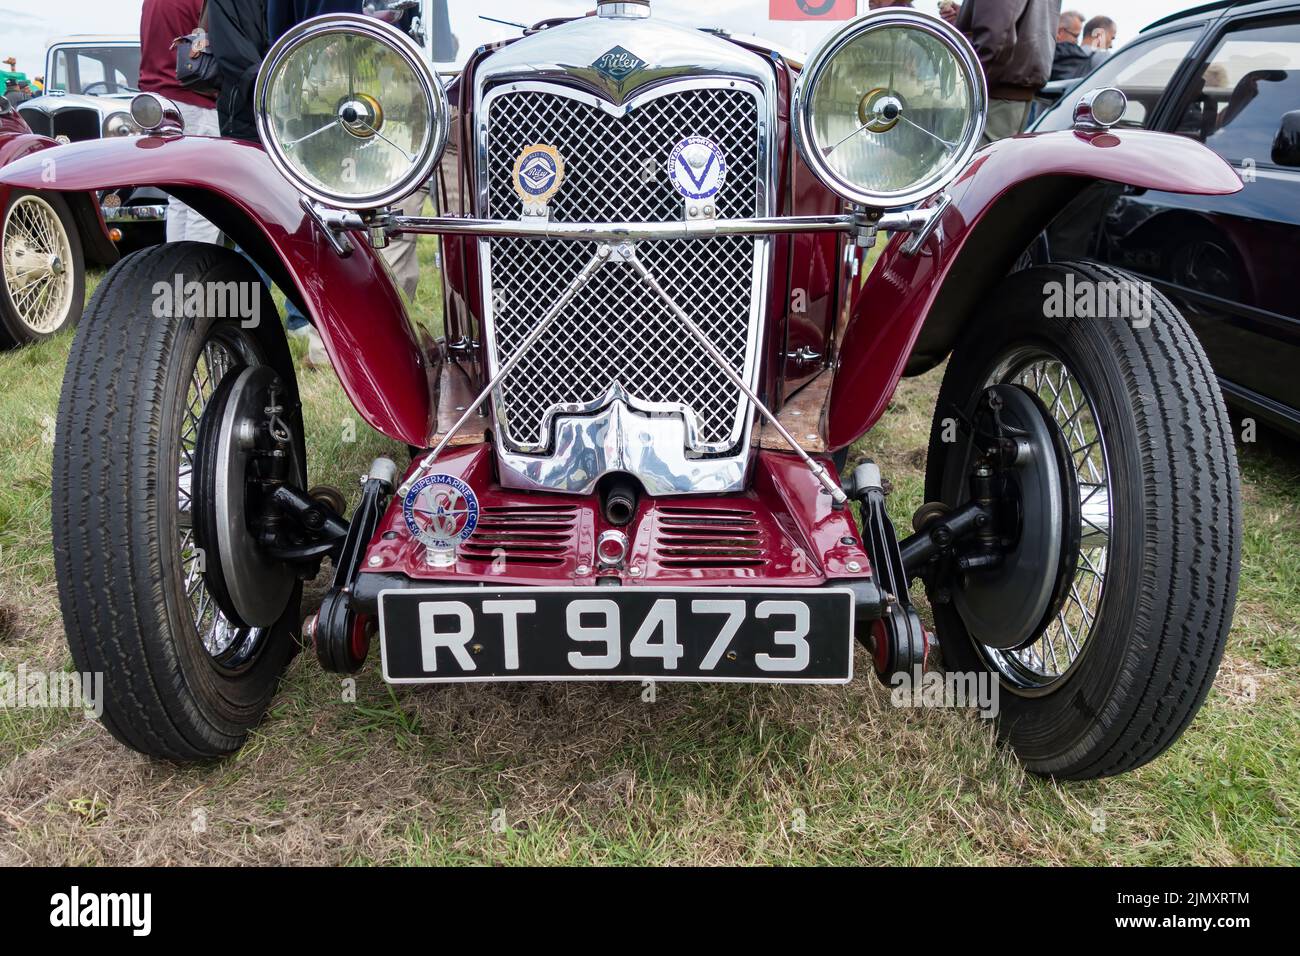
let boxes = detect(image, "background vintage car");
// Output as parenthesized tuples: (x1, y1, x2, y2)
(0, 92, 117, 347)
(16, 35, 167, 247)
(1030, 0, 1300, 438)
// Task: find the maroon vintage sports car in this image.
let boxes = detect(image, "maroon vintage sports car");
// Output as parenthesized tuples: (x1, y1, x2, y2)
(0, 3, 1243, 778)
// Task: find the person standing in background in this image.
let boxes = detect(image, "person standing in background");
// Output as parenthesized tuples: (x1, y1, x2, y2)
(208, 0, 268, 141)
(955, 0, 1062, 143)
(1080, 15, 1117, 64)
(266, 0, 367, 42)
(1051, 10, 1093, 81)
(206, 0, 325, 359)
(140, 0, 222, 243)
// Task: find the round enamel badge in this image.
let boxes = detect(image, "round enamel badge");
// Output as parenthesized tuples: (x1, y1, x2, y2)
(402, 474, 479, 551)
(668, 136, 727, 201)
(512, 144, 566, 205)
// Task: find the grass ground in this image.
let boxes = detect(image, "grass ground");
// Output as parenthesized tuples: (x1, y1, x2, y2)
(0, 237, 1296, 865)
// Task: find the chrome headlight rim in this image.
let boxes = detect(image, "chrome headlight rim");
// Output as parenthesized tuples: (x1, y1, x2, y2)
(793, 9, 987, 209)
(254, 12, 448, 211)
(103, 110, 142, 137)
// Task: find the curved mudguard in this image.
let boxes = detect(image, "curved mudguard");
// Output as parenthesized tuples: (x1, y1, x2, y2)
(0, 135, 434, 447)
(826, 129, 1243, 450)
(0, 133, 119, 267)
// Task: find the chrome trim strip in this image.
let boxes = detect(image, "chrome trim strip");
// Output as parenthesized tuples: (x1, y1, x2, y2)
(389, 213, 860, 239)
(100, 204, 167, 222)
(495, 400, 750, 496)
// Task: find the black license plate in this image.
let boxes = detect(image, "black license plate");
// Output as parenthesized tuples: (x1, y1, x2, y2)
(379, 587, 854, 684)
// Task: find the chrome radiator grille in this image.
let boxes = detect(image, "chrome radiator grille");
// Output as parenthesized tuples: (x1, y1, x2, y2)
(482, 82, 765, 453)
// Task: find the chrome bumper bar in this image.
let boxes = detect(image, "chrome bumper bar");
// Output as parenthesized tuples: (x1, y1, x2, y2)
(310, 204, 943, 248)
(101, 203, 167, 223)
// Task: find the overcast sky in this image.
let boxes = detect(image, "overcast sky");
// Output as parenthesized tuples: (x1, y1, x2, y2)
(2, 0, 1208, 86)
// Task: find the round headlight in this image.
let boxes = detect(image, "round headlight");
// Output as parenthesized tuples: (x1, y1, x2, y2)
(794, 10, 986, 208)
(103, 111, 141, 137)
(255, 13, 448, 210)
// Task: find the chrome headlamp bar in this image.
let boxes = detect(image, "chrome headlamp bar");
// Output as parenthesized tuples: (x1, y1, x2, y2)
(314, 205, 943, 245)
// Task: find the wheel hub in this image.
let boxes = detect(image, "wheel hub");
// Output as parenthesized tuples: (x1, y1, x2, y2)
(950, 385, 1080, 651)
(3, 194, 75, 334)
(192, 365, 298, 628)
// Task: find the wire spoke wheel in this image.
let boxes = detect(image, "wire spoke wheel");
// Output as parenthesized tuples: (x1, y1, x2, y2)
(176, 329, 270, 668)
(926, 262, 1238, 778)
(980, 349, 1111, 688)
(2, 193, 76, 335)
(54, 242, 304, 759)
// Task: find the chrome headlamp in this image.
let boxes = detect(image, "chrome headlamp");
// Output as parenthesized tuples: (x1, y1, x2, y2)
(103, 111, 142, 137)
(794, 10, 986, 208)
(254, 13, 448, 210)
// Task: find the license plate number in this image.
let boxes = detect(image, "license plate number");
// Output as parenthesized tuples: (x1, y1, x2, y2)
(378, 587, 854, 684)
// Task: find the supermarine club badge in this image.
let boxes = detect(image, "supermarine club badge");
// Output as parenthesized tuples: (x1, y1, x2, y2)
(668, 136, 727, 201)
(402, 473, 479, 555)
(512, 144, 566, 207)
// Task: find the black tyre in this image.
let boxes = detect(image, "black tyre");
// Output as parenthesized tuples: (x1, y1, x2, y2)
(0, 189, 85, 348)
(925, 261, 1240, 779)
(53, 242, 305, 760)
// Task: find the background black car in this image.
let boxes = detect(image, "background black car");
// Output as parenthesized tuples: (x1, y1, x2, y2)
(1032, 0, 1300, 438)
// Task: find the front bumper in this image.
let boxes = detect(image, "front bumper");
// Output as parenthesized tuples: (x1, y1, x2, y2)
(351, 444, 883, 619)
(100, 203, 166, 223)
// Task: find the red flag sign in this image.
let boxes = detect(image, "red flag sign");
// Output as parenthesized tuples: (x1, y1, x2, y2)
(769, 0, 857, 20)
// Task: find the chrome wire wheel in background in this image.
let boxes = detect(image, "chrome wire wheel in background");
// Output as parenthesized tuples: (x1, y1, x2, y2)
(983, 349, 1112, 689)
(177, 331, 268, 669)
(0, 191, 83, 345)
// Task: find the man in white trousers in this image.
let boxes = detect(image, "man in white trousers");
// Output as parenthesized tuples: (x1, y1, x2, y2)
(140, 0, 223, 244)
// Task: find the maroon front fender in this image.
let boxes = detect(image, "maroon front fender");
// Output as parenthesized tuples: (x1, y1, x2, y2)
(0, 135, 433, 447)
(826, 129, 1243, 450)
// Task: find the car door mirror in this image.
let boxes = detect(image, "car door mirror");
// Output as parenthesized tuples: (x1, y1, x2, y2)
(1272, 110, 1300, 167)
(0, 94, 12, 115)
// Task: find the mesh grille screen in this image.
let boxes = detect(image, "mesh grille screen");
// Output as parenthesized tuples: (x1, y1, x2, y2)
(483, 84, 763, 452)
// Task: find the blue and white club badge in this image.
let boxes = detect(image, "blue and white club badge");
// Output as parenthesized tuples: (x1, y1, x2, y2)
(668, 136, 727, 201)
(512, 144, 566, 206)
(402, 473, 479, 552)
